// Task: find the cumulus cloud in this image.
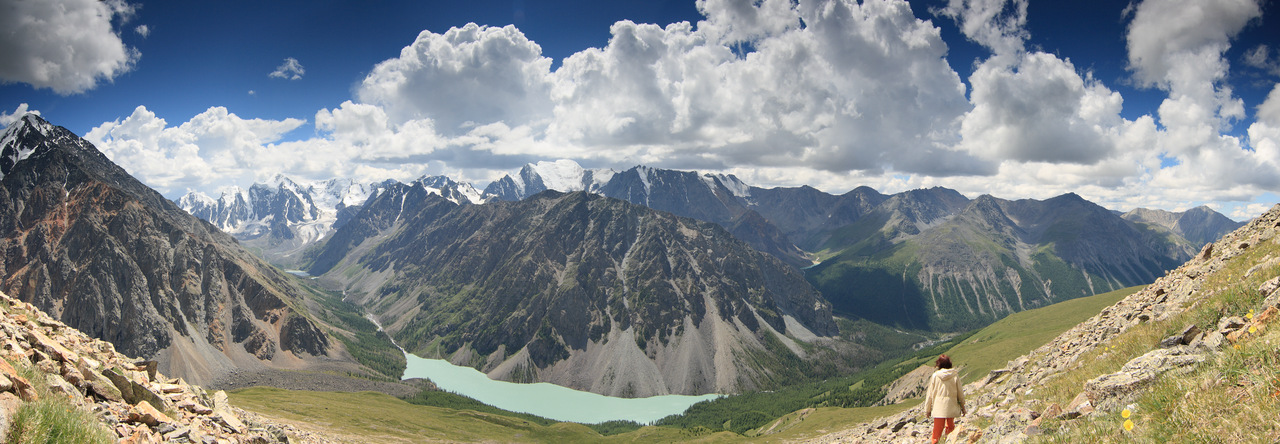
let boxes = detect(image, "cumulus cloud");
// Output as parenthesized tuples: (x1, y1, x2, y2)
(82, 0, 1277, 219)
(269, 57, 305, 80)
(696, 0, 800, 43)
(1121, 0, 1274, 197)
(356, 23, 554, 132)
(135, 24, 150, 38)
(86, 106, 305, 194)
(937, 0, 1028, 59)
(958, 53, 1125, 164)
(0, 0, 140, 95)
(546, 0, 981, 174)
(1126, 0, 1260, 89)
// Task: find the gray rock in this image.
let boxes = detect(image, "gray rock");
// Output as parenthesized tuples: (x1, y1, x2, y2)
(1085, 346, 1206, 409)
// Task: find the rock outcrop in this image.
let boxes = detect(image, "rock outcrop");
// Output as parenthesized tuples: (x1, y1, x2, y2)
(0, 290, 327, 443)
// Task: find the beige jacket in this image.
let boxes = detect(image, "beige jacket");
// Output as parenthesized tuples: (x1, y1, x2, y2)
(924, 368, 965, 418)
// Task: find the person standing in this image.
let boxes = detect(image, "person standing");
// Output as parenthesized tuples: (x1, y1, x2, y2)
(923, 354, 966, 444)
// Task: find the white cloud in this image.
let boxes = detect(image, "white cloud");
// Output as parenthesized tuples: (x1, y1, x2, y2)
(1, 103, 40, 126)
(78, 0, 1278, 220)
(936, 0, 1028, 59)
(695, 0, 800, 43)
(87, 106, 305, 194)
(546, 0, 981, 175)
(135, 24, 150, 38)
(958, 52, 1124, 164)
(355, 23, 554, 132)
(0, 0, 140, 94)
(1126, 0, 1261, 89)
(269, 57, 305, 80)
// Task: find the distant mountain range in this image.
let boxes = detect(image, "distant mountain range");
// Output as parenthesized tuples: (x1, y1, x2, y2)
(308, 187, 838, 396)
(4, 114, 1247, 398)
(0, 115, 382, 385)
(177, 175, 489, 266)
(175, 158, 1244, 335)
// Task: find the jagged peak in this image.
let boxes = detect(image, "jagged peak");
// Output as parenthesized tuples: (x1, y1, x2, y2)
(177, 190, 216, 207)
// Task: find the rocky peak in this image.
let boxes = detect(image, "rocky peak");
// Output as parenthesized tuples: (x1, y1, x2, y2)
(2, 115, 339, 385)
(482, 159, 615, 201)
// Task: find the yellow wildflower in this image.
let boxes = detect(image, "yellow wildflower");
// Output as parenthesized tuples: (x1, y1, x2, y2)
(1124, 419, 1134, 431)
(1122, 408, 1131, 419)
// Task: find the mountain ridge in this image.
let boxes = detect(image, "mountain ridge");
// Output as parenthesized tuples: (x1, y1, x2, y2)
(311, 189, 843, 397)
(0, 114, 364, 386)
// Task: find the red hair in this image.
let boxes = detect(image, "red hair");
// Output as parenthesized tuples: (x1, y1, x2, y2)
(935, 354, 953, 369)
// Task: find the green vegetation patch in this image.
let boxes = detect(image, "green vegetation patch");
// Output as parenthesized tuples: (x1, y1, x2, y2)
(302, 283, 406, 380)
(943, 285, 1141, 385)
(6, 358, 115, 444)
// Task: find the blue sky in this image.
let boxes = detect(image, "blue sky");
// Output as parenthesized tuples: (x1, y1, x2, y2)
(2, 0, 1279, 220)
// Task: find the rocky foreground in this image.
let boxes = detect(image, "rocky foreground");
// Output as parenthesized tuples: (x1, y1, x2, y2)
(0, 290, 333, 443)
(802, 204, 1280, 443)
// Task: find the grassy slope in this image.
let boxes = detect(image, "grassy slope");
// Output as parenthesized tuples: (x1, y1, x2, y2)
(229, 387, 735, 443)
(943, 285, 1142, 385)
(1020, 234, 1280, 442)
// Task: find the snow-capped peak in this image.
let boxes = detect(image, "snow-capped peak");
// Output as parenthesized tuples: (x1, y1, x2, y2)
(530, 159, 588, 192)
(414, 175, 489, 204)
(1, 114, 53, 180)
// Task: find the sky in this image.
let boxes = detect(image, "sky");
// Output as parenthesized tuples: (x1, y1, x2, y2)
(1, 0, 1278, 221)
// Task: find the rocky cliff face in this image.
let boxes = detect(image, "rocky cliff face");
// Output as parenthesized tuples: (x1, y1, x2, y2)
(804, 203, 1280, 443)
(0, 115, 341, 385)
(312, 190, 838, 397)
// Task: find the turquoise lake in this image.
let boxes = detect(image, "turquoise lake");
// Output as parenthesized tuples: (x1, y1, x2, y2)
(400, 352, 721, 424)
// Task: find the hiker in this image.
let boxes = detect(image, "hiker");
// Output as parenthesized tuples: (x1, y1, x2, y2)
(923, 354, 966, 443)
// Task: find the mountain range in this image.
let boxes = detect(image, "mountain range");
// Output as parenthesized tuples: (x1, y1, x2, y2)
(306, 184, 839, 396)
(0, 114, 380, 386)
(1, 114, 1248, 400)
(177, 174, 489, 266)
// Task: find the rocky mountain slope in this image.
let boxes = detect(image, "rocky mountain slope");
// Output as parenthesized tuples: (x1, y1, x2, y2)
(309, 189, 840, 397)
(0, 114, 358, 386)
(486, 160, 1236, 334)
(805, 203, 1280, 443)
(178, 175, 488, 266)
(808, 192, 1194, 332)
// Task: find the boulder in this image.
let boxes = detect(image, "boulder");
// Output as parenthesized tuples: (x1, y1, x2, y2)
(0, 392, 20, 443)
(1085, 346, 1206, 409)
(45, 373, 78, 399)
(104, 368, 166, 408)
(127, 400, 173, 427)
(1197, 243, 1214, 261)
